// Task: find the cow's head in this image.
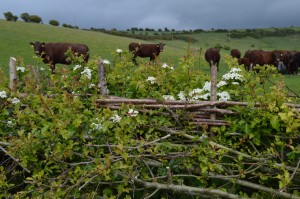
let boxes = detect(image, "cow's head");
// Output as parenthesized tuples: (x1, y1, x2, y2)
(30, 41, 45, 56)
(157, 43, 166, 52)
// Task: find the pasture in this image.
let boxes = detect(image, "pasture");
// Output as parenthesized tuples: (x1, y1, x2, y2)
(1, 19, 300, 94)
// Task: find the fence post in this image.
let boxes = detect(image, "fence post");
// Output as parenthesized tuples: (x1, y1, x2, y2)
(9, 57, 17, 93)
(210, 64, 218, 120)
(98, 59, 109, 96)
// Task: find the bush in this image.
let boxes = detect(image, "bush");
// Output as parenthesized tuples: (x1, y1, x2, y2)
(0, 51, 300, 198)
(49, 19, 59, 26)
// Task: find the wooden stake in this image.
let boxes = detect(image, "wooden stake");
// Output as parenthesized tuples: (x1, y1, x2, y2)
(210, 64, 218, 120)
(9, 57, 17, 93)
(98, 59, 109, 96)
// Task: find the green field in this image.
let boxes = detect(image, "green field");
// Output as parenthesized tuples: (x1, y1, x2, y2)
(1, 19, 300, 94)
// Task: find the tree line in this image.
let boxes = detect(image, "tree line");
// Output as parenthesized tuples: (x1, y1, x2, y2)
(3, 11, 77, 29)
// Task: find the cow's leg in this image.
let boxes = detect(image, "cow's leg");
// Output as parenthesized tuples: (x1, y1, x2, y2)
(50, 64, 56, 74)
(132, 55, 138, 65)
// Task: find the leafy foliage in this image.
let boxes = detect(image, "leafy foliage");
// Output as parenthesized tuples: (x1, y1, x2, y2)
(0, 49, 300, 198)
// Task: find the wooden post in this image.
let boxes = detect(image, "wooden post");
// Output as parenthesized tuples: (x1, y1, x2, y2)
(9, 57, 17, 93)
(210, 64, 218, 120)
(98, 59, 109, 96)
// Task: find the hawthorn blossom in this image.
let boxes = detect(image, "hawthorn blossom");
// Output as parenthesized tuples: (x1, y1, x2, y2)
(12, 97, 20, 104)
(73, 65, 82, 71)
(103, 59, 110, 64)
(162, 95, 175, 100)
(111, 114, 121, 123)
(222, 68, 244, 82)
(128, 109, 139, 117)
(17, 66, 25, 72)
(162, 63, 174, 70)
(89, 84, 96, 88)
(116, 49, 123, 53)
(202, 81, 211, 92)
(0, 90, 7, 98)
(7, 120, 14, 127)
(146, 76, 156, 84)
(217, 81, 227, 88)
(178, 91, 187, 101)
(217, 91, 231, 101)
(81, 67, 93, 79)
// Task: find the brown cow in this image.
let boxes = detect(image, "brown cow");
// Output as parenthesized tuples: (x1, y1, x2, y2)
(30, 41, 89, 74)
(273, 50, 296, 74)
(290, 52, 300, 75)
(129, 42, 165, 65)
(244, 50, 274, 71)
(238, 57, 251, 72)
(205, 48, 221, 71)
(230, 48, 241, 59)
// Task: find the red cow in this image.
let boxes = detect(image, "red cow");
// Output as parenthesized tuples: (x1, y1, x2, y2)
(230, 49, 241, 59)
(205, 48, 221, 71)
(129, 42, 166, 65)
(244, 50, 274, 71)
(30, 41, 89, 74)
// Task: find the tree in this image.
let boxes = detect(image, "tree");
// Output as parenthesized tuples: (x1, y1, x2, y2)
(20, 13, 30, 22)
(49, 20, 59, 26)
(3, 11, 18, 21)
(29, 15, 42, 23)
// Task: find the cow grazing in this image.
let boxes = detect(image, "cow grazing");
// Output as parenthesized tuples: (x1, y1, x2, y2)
(238, 57, 251, 72)
(243, 50, 274, 71)
(128, 42, 165, 65)
(290, 52, 300, 75)
(273, 50, 296, 74)
(30, 41, 89, 74)
(230, 49, 241, 59)
(205, 48, 221, 71)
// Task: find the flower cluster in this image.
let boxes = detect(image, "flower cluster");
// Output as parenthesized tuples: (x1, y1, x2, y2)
(128, 109, 139, 117)
(81, 67, 93, 79)
(146, 76, 156, 84)
(0, 90, 7, 98)
(103, 59, 110, 65)
(222, 67, 244, 84)
(110, 114, 122, 123)
(162, 95, 175, 100)
(73, 64, 82, 71)
(12, 97, 20, 104)
(17, 66, 25, 73)
(116, 49, 123, 54)
(161, 63, 174, 70)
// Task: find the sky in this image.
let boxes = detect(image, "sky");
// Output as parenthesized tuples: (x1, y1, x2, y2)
(1, 0, 300, 31)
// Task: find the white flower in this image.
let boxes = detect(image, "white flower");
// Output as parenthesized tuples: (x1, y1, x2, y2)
(146, 76, 156, 84)
(7, 120, 14, 128)
(116, 49, 123, 53)
(81, 67, 93, 79)
(12, 97, 20, 104)
(17, 66, 25, 72)
(232, 82, 240, 85)
(199, 93, 210, 100)
(73, 64, 82, 71)
(103, 59, 110, 64)
(0, 91, 7, 98)
(217, 81, 227, 88)
(178, 91, 187, 101)
(91, 123, 103, 131)
(222, 68, 244, 82)
(162, 63, 168, 68)
(40, 67, 45, 71)
(202, 81, 211, 92)
(128, 109, 139, 117)
(61, 75, 68, 79)
(217, 91, 231, 101)
(162, 95, 175, 100)
(89, 84, 96, 88)
(161, 63, 174, 70)
(111, 114, 121, 123)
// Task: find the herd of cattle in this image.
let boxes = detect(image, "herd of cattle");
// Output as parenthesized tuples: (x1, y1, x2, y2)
(30, 41, 300, 75)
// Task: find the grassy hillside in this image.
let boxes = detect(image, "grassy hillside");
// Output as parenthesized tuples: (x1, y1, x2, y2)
(1, 19, 300, 94)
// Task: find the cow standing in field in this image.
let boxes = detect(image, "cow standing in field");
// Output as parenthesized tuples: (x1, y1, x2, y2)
(30, 41, 89, 74)
(273, 50, 297, 74)
(128, 42, 166, 65)
(290, 52, 300, 75)
(242, 50, 274, 71)
(205, 48, 221, 71)
(230, 48, 241, 59)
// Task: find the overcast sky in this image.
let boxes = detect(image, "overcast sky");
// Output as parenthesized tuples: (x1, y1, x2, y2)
(1, 0, 300, 30)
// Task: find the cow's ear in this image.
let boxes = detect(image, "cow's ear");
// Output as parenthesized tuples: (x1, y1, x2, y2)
(41, 42, 45, 47)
